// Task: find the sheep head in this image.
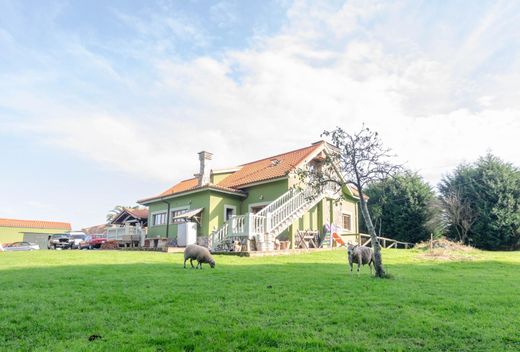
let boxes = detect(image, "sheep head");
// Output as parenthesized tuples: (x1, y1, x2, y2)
(347, 243, 357, 257)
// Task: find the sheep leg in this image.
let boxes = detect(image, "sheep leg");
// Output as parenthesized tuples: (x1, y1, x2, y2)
(357, 256, 361, 272)
(197, 261, 202, 269)
(190, 258, 195, 268)
(183, 258, 187, 269)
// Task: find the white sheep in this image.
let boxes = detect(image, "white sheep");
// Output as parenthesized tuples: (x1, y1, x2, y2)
(183, 244, 215, 269)
(347, 243, 374, 273)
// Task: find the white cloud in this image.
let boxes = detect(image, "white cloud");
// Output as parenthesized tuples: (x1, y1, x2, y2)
(3, 0, 520, 191)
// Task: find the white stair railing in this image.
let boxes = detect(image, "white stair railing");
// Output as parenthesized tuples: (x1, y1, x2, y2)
(266, 182, 338, 236)
(250, 214, 266, 236)
(230, 215, 248, 236)
(210, 182, 339, 250)
(209, 222, 228, 250)
(256, 189, 296, 218)
(209, 214, 248, 250)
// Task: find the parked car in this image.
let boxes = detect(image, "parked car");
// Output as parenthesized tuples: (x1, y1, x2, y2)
(1, 242, 40, 251)
(88, 237, 108, 249)
(78, 236, 92, 250)
(47, 233, 74, 249)
(69, 232, 88, 249)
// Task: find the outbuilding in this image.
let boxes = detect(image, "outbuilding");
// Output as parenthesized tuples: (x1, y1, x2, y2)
(0, 218, 71, 249)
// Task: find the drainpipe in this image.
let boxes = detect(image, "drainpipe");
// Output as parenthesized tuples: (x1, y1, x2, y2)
(161, 200, 171, 239)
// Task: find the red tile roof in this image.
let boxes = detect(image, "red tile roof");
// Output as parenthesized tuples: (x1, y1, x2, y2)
(82, 224, 108, 235)
(0, 218, 71, 230)
(159, 178, 199, 197)
(124, 208, 149, 220)
(139, 181, 246, 203)
(139, 142, 335, 203)
(219, 143, 323, 188)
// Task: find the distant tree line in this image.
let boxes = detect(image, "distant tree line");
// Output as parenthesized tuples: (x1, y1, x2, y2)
(361, 154, 520, 251)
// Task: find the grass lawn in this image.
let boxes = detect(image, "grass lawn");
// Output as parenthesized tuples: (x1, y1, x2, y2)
(0, 248, 519, 352)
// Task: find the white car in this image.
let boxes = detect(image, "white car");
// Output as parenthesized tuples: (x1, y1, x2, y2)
(2, 242, 40, 251)
(69, 232, 88, 249)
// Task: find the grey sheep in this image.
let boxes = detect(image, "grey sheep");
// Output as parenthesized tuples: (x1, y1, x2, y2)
(184, 244, 215, 269)
(347, 243, 374, 273)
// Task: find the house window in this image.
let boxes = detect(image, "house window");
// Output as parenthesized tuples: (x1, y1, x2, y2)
(250, 204, 268, 214)
(171, 208, 189, 224)
(342, 213, 352, 231)
(224, 205, 236, 221)
(152, 212, 167, 226)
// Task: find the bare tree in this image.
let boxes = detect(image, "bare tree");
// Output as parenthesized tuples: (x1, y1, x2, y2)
(440, 191, 478, 243)
(298, 126, 401, 278)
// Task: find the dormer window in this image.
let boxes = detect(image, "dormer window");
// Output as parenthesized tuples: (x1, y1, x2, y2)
(308, 159, 323, 172)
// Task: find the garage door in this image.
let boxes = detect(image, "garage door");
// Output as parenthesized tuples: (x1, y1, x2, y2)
(22, 232, 51, 250)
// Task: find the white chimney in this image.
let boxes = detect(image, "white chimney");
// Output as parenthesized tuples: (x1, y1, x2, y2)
(197, 151, 213, 186)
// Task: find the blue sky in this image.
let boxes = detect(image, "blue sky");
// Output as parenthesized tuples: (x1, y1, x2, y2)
(1, 0, 519, 228)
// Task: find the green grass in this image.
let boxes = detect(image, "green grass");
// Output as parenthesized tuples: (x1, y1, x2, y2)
(0, 249, 519, 352)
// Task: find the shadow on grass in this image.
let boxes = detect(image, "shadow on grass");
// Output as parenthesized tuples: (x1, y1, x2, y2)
(1, 258, 519, 351)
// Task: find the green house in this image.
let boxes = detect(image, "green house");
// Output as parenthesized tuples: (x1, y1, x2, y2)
(138, 141, 360, 250)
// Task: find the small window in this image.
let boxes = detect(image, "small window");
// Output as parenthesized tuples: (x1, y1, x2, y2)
(342, 213, 352, 231)
(152, 212, 167, 226)
(250, 205, 266, 214)
(225, 207, 235, 221)
(171, 209, 188, 224)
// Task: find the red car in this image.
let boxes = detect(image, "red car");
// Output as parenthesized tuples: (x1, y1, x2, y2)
(79, 236, 108, 249)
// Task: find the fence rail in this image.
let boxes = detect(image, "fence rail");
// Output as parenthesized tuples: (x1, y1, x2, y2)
(341, 233, 413, 249)
(105, 226, 145, 241)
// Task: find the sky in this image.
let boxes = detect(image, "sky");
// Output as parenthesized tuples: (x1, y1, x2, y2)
(1, 0, 519, 229)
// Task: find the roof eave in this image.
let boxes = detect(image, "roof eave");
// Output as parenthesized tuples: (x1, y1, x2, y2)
(138, 185, 246, 205)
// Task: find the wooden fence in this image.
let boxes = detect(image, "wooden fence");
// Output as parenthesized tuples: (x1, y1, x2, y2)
(342, 233, 413, 249)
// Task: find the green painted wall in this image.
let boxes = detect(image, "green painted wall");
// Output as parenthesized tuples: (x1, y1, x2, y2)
(240, 179, 290, 240)
(211, 172, 235, 184)
(208, 192, 243, 233)
(147, 190, 211, 239)
(240, 179, 288, 213)
(145, 178, 360, 245)
(288, 197, 359, 247)
(0, 227, 68, 243)
(146, 190, 244, 239)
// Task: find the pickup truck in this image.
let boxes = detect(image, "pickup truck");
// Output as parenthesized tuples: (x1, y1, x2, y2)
(47, 234, 74, 249)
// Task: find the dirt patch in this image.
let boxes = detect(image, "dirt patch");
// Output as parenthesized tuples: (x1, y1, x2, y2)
(415, 238, 477, 261)
(100, 240, 119, 250)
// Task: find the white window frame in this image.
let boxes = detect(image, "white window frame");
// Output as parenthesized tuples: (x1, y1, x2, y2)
(342, 212, 353, 232)
(170, 206, 190, 224)
(224, 205, 237, 221)
(151, 211, 168, 227)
